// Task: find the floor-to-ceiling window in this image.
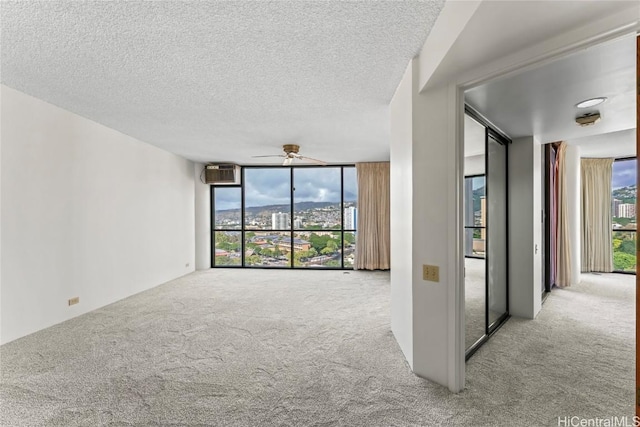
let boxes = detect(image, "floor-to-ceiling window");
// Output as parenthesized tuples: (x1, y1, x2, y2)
(212, 165, 357, 269)
(612, 157, 637, 273)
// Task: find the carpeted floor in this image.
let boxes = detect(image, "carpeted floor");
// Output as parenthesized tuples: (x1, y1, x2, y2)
(0, 269, 634, 426)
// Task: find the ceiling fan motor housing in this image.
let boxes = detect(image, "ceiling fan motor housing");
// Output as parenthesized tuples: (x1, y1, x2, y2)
(575, 112, 601, 127)
(283, 144, 300, 154)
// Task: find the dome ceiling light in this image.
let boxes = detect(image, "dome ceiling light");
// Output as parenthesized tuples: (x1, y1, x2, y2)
(575, 97, 607, 109)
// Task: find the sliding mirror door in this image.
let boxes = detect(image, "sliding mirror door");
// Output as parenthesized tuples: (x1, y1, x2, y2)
(464, 107, 510, 359)
(464, 114, 487, 351)
(486, 132, 509, 330)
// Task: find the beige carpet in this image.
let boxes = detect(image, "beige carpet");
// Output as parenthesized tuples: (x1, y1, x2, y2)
(0, 269, 634, 426)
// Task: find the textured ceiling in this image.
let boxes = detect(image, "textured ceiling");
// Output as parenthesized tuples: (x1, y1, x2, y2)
(1, 1, 445, 164)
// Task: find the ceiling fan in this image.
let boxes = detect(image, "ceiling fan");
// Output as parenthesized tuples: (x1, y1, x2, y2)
(252, 144, 327, 166)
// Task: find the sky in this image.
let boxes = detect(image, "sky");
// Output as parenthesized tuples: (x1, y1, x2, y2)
(612, 159, 636, 189)
(214, 167, 357, 211)
(214, 160, 635, 211)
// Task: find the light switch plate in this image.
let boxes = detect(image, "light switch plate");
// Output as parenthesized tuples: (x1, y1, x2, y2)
(423, 265, 440, 282)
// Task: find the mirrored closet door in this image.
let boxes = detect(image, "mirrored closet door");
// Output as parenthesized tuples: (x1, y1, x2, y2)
(464, 107, 510, 359)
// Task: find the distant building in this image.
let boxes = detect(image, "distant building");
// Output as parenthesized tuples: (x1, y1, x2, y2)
(611, 198, 622, 217)
(275, 237, 311, 252)
(344, 207, 357, 230)
(215, 248, 229, 257)
(293, 218, 303, 229)
(618, 203, 636, 218)
(271, 212, 289, 230)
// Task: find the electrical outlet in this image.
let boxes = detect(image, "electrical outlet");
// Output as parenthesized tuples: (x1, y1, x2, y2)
(422, 265, 440, 282)
(68, 297, 79, 306)
(185, 262, 190, 268)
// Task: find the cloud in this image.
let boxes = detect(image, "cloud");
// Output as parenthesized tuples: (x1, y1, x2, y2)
(214, 187, 241, 211)
(612, 160, 636, 189)
(293, 168, 341, 203)
(245, 168, 291, 207)
(214, 166, 357, 210)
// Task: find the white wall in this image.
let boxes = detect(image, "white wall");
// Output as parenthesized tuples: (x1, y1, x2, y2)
(565, 144, 581, 285)
(0, 91, 3, 340)
(508, 137, 542, 319)
(1, 85, 195, 344)
(194, 163, 211, 270)
(389, 61, 414, 368)
(390, 58, 464, 391)
(411, 81, 459, 388)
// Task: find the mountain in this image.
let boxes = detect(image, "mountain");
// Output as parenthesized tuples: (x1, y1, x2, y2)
(245, 201, 335, 214)
(613, 185, 636, 204)
(217, 201, 354, 214)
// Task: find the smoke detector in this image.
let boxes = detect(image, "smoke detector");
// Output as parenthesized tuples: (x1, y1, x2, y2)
(575, 112, 601, 127)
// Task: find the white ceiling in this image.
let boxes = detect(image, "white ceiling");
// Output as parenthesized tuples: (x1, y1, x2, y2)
(426, 1, 639, 90)
(567, 128, 636, 158)
(465, 34, 636, 146)
(0, 1, 445, 164)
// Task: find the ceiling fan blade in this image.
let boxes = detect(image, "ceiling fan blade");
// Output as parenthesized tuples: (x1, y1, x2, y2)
(297, 155, 328, 166)
(283, 157, 293, 166)
(252, 154, 285, 158)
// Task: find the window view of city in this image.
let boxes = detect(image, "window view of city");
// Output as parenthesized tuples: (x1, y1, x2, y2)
(612, 158, 636, 272)
(213, 166, 357, 268)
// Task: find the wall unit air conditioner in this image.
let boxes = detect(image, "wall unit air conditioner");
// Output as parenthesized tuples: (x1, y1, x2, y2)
(205, 164, 238, 184)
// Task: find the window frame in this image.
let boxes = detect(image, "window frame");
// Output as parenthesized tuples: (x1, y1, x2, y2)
(464, 173, 486, 259)
(211, 164, 357, 270)
(612, 156, 637, 274)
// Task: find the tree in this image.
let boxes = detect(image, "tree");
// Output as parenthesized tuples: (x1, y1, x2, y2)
(246, 255, 261, 265)
(614, 252, 636, 271)
(619, 239, 636, 255)
(613, 217, 632, 227)
(321, 246, 336, 255)
(613, 238, 622, 250)
(215, 256, 241, 266)
(309, 233, 330, 253)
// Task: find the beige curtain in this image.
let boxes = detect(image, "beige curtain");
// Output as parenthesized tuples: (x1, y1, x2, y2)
(354, 162, 390, 270)
(581, 158, 614, 272)
(555, 143, 573, 287)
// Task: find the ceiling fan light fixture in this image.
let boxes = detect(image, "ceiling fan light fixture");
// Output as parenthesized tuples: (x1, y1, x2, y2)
(575, 97, 607, 109)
